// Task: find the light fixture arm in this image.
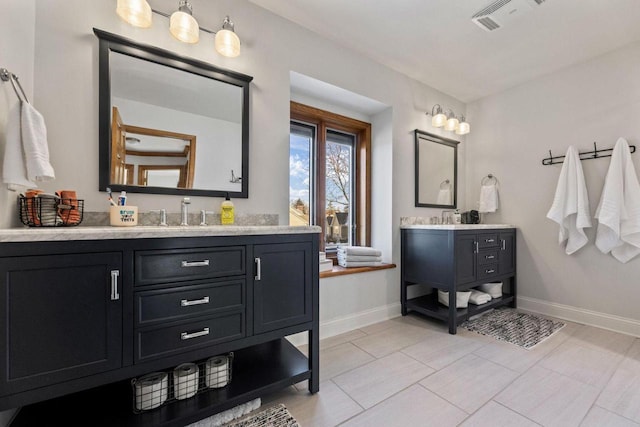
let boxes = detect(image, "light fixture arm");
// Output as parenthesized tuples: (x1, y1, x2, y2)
(222, 16, 235, 32)
(430, 104, 443, 116)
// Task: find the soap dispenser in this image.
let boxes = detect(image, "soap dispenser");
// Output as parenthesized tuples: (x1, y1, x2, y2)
(453, 209, 462, 224)
(221, 193, 235, 225)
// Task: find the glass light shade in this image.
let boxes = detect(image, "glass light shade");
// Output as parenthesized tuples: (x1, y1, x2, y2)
(455, 121, 470, 135)
(431, 113, 446, 128)
(445, 117, 459, 131)
(215, 29, 241, 58)
(116, 0, 152, 28)
(170, 11, 200, 43)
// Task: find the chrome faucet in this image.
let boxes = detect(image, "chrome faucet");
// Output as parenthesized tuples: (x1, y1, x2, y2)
(180, 198, 191, 226)
(200, 210, 215, 226)
(149, 209, 167, 226)
(441, 210, 455, 225)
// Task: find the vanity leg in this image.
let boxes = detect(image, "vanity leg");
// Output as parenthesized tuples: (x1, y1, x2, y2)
(448, 290, 457, 334)
(308, 328, 319, 394)
(401, 282, 408, 316)
(510, 276, 517, 309)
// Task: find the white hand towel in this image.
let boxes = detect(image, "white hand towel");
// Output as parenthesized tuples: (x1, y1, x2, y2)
(21, 102, 55, 182)
(337, 260, 383, 268)
(2, 102, 36, 190)
(469, 290, 492, 305)
(478, 184, 499, 213)
(595, 138, 640, 263)
(336, 254, 382, 262)
(336, 246, 382, 257)
(546, 146, 592, 255)
(436, 188, 452, 205)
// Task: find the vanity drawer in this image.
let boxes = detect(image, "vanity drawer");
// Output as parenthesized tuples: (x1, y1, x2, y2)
(135, 246, 245, 286)
(136, 313, 244, 362)
(477, 264, 500, 281)
(136, 280, 244, 326)
(478, 250, 499, 266)
(477, 234, 499, 249)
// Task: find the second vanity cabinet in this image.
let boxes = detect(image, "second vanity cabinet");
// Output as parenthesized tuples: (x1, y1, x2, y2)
(0, 230, 319, 427)
(401, 226, 517, 334)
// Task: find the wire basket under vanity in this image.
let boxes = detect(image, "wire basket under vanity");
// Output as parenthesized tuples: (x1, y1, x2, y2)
(18, 195, 84, 227)
(131, 353, 234, 414)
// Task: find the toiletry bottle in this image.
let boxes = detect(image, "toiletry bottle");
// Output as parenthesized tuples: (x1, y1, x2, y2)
(221, 193, 234, 225)
(118, 191, 127, 206)
(453, 209, 462, 224)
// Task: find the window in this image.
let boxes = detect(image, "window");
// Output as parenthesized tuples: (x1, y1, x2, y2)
(289, 102, 371, 254)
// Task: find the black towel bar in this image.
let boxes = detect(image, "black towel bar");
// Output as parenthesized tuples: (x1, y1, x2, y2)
(542, 142, 636, 166)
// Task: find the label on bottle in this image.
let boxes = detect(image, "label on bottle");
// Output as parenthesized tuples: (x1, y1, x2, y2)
(221, 206, 234, 225)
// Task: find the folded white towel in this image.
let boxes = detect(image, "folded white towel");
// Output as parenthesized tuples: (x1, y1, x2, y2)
(436, 188, 452, 205)
(469, 290, 492, 305)
(336, 246, 382, 257)
(478, 184, 499, 213)
(477, 282, 503, 299)
(595, 138, 640, 263)
(337, 260, 383, 268)
(337, 254, 382, 262)
(21, 102, 55, 182)
(438, 290, 471, 308)
(546, 146, 592, 255)
(2, 102, 36, 190)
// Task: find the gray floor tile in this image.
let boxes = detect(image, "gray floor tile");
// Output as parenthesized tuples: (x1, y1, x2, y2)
(580, 406, 640, 427)
(352, 322, 435, 358)
(332, 352, 434, 409)
(402, 331, 485, 370)
(340, 384, 467, 427)
(597, 367, 640, 423)
(420, 353, 519, 413)
(459, 401, 540, 427)
(319, 342, 375, 382)
(319, 329, 368, 350)
(567, 325, 635, 357)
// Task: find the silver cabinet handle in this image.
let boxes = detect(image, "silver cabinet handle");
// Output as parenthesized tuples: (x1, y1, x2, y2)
(485, 255, 495, 260)
(474, 242, 479, 254)
(181, 296, 210, 307)
(485, 269, 495, 274)
(110, 270, 120, 301)
(255, 257, 262, 281)
(485, 238, 495, 243)
(181, 327, 209, 340)
(181, 260, 210, 268)
(502, 239, 506, 250)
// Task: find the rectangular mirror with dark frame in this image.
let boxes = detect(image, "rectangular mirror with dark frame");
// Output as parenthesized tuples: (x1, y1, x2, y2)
(414, 129, 459, 208)
(95, 28, 253, 198)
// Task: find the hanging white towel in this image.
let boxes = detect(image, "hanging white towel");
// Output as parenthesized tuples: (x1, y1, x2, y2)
(436, 188, 452, 205)
(595, 138, 640, 263)
(546, 146, 592, 255)
(478, 184, 499, 213)
(21, 102, 55, 182)
(2, 102, 36, 190)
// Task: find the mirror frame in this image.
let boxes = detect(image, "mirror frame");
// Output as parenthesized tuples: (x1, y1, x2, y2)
(95, 28, 253, 198)
(414, 129, 459, 208)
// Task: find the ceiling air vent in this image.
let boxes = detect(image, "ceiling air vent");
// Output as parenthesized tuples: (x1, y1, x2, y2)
(472, 0, 546, 32)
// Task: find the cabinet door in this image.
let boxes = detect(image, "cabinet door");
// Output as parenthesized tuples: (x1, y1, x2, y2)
(455, 234, 477, 285)
(253, 242, 312, 334)
(0, 253, 122, 395)
(499, 231, 516, 275)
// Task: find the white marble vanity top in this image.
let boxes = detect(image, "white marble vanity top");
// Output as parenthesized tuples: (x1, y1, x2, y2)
(0, 225, 322, 243)
(400, 224, 516, 230)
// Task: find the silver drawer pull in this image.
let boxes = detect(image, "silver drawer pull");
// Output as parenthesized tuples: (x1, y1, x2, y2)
(502, 239, 506, 250)
(485, 269, 495, 274)
(181, 327, 210, 340)
(181, 260, 210, 268)
(485, 239, 495, 243)
(110, 270, 120, 301)
(181, 296, 210, 307)
(255, 257, 262, 281)
(485, 255, 495, 260)
(474, 242, 479, 254)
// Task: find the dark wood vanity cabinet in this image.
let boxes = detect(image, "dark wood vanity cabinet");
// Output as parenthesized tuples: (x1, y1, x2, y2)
(0, 232, 319, 427)
(401, 227, 516, 334)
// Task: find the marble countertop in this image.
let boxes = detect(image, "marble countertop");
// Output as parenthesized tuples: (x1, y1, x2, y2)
(0, 225, 322, 243)
(400, 224, 516, 230)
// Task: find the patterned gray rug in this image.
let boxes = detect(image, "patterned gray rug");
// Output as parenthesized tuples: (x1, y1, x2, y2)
(226, 404, 299, 427)
(460, 309, 565, 349)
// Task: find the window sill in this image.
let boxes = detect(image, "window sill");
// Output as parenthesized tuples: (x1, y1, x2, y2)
(320, 263, 396, 279)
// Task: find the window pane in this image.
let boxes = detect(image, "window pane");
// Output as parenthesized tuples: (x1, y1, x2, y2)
(289, 122, 314, 226)
(325, 130, 354, 249)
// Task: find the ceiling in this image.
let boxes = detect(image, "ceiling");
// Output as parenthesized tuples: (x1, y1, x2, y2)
(250, 0, 640, 103)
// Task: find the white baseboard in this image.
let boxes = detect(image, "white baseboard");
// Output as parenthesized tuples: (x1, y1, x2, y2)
(518, 296, 640, 338)
(286, 302, 402, 346)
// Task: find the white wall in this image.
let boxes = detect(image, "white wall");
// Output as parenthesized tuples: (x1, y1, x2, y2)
(0, 0, 35, 230)
(466, 40, 640, 332)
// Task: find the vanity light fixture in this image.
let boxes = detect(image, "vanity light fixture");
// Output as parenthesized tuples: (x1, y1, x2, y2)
(444, 109, 459, 132)
(430, 104, 447, 128)
(426, 104, 471, 135)
(115, 0, 242, 57)
(456, 116, 470, 135)
(170, 1, 199, 43)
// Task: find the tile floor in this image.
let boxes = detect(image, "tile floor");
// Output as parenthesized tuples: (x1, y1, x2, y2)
(261, 312, 640, 427)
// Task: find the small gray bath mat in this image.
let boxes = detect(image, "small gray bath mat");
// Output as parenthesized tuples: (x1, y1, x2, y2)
(460, 309, 565, 349)
(226, 404, 299, 427)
